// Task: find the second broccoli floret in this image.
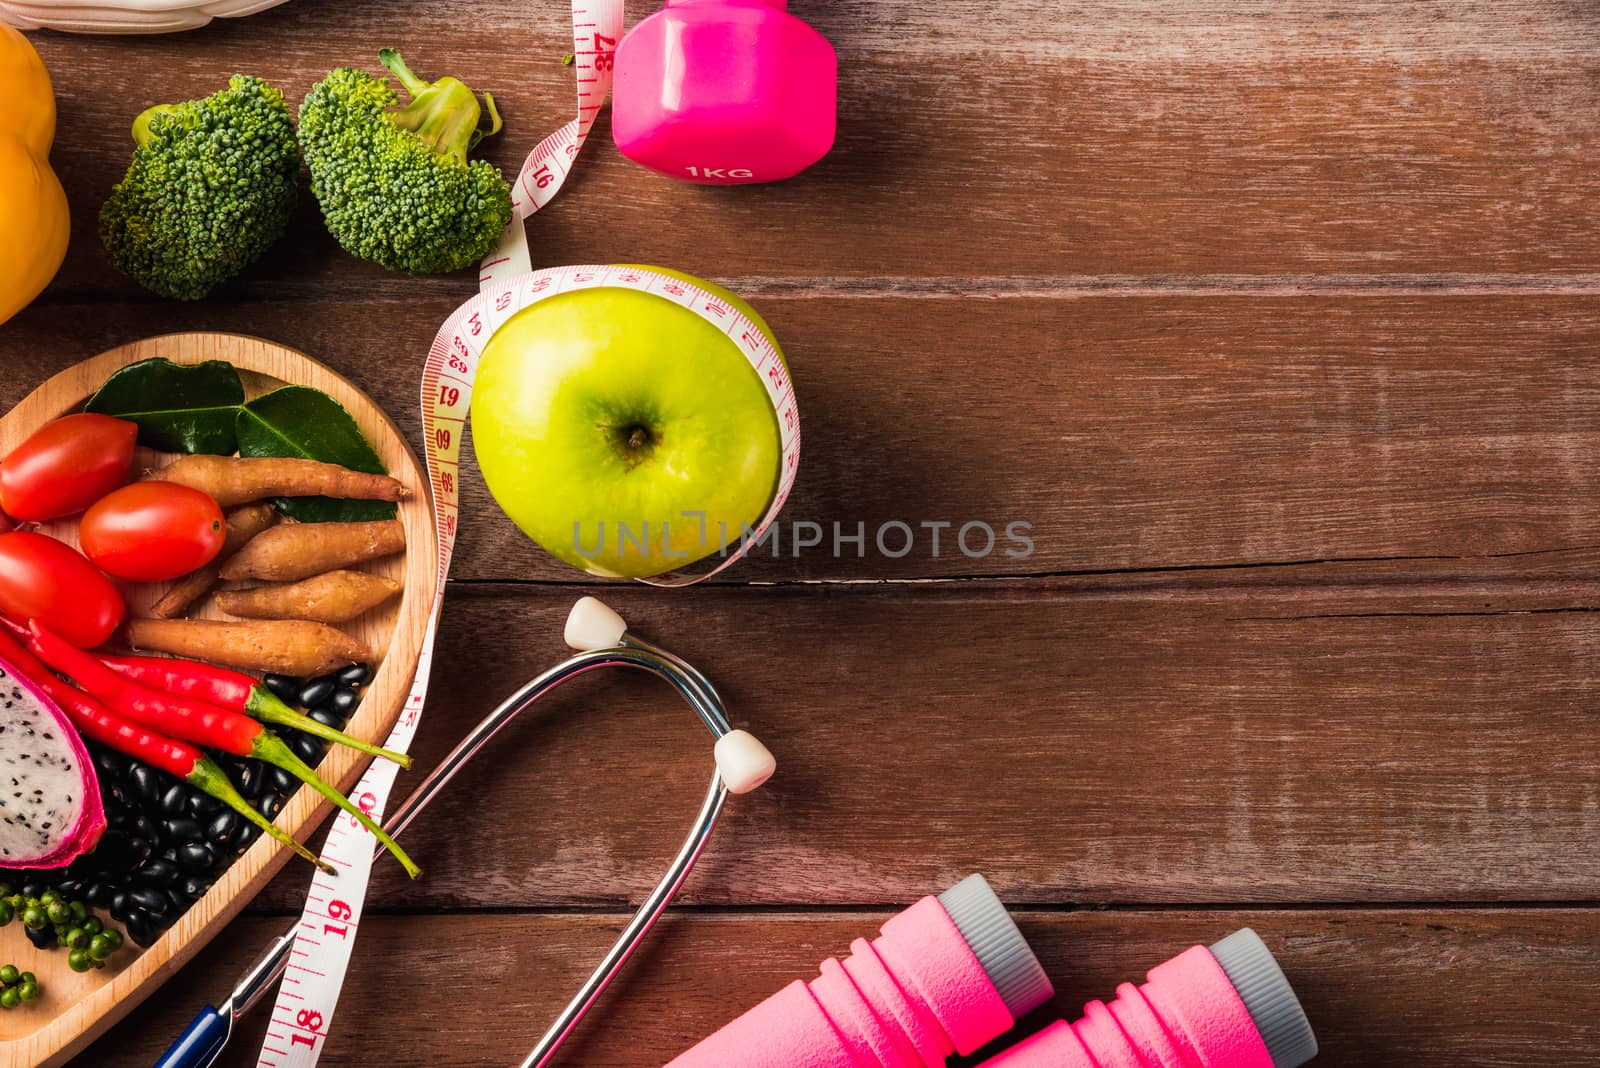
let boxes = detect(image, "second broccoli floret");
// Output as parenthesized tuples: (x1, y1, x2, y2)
(99, 75, 299, 301)
(298, 50, 514, 275)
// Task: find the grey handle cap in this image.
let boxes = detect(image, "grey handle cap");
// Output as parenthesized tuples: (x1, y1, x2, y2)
(938, 874, 1054, 1021)
(1209, 929, 1319, 1068)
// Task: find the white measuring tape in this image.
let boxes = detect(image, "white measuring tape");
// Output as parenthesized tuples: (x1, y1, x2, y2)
(258, 4, 799, 1062)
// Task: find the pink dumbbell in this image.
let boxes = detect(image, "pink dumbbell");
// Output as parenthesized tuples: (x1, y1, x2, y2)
(978, 929, 1318, 1068)
(666, 874, 1053, 1067)
(612, 0, 837, 184)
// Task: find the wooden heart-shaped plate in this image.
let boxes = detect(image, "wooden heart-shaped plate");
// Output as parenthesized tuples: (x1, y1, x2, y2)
(0, 333, 437, 1068)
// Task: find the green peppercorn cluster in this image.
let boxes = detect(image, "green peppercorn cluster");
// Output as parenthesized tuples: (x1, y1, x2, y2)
(0, 964, 40, 1008)
(0, 882, 127, 974)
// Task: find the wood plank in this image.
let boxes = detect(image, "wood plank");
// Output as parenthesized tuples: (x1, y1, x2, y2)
(203, 576, 1600, 910)
(76, 908, 1600, 1066)
(0, 335, 439, 1068)
(6, 293, 1600, 581)
(22, 0, 1600, 296)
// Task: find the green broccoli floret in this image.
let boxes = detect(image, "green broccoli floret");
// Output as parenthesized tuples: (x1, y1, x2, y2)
(99, 75, 299, 301)
(297, 50, 513, 275)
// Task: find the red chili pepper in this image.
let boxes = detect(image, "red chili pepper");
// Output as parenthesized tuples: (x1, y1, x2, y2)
(29, 622, 260, 753)
(0, 629, 331, 872)
(26, 620, 420, 878)
(98, 654, 410, 768)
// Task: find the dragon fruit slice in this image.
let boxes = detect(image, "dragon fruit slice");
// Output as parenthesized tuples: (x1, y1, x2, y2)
(0, 654, 104, 868)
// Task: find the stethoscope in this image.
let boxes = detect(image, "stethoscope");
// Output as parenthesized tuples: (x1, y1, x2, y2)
(153, 596, 776, 1068)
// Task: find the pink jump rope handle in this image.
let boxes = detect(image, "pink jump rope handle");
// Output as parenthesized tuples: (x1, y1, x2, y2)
(666, 876, 1053, 1068)
(977, 930, 1319, 1068)
(668, 914, 1318, 1068)
(612, 0, 838, 184)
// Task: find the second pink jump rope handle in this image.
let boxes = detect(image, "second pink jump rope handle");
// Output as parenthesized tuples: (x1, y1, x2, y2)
(666, 875, 1053, 1068)
(977, 929, 1318, 1068)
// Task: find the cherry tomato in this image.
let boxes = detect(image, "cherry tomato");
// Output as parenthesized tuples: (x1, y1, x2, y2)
(0, 531, 124, 647)
(79, 482, 225, 583)
(0, 414, 137, 521)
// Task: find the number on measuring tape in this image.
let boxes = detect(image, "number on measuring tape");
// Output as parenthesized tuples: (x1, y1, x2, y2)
(261, 5, 797, 1062)
(258, 6, 626, 1064)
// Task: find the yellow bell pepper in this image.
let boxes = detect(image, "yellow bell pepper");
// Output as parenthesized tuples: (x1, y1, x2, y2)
(0, 23, 68, 327)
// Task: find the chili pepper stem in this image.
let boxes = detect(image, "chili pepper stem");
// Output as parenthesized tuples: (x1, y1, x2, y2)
(248, 732, 421, 879)
(186, 757, 336, 876)
(245, 688, 411, 769)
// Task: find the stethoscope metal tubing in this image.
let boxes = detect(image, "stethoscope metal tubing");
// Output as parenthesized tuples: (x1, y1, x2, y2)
(521, 772, 727, 1068)
(161, 639, 733, 1068)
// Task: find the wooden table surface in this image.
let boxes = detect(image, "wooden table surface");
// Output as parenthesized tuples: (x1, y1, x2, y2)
(6, 1, 1600, 1064)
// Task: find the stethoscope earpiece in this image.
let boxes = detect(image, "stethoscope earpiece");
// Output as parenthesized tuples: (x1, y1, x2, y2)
(155, 594, 774, 1068)
(565, 595, 776, 794)
(565, 595, 628, 651)
(714, 730, 777, 795)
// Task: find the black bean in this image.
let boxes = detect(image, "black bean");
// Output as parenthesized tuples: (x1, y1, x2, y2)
(329, 688, 361, 718)
(166, 887, 193, 913)
(85, 882, 113, 907)
(238, 762, 265, 797)
(24, 923, 54, 949)
(128, 762, 161, 801)
(290, 735, 326, 765)
(157, 846, 178, 864)
(132, 813, 160, 845)
(163, 818, 204, 845)
(176, 843, 216, 872)
(126, 911, 156, 948)
(297, 677, 336, 709)
(205, 810, 242, 846)
(110, 891, 134, 924)
(180, 874, 210, 899)
(187, 791, 222, 818)
(158, 782, 188, 817)
(138, 859, 180, 887)
(263, 674, 301, 703)
(237, 825, 261, 849)
(94, 750, 127, 780)
(129, 886, 169, 917)
(268, 767, 296, 794)
(20, 879, 45, 898)
(337, 663, 371, 687)
(125, 837, 153, 869)
(307, 707, 343, 729)
(260, 795, 284, 820)
(56, 879, 84, 897)
(105, 783, 130, 813)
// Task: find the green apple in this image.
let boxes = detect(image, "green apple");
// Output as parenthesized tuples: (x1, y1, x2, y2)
(470, 266, 787, 579)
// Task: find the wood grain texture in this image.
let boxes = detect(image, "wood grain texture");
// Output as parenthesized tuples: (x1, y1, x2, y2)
(19, 0, 1600, 295)
(201, 574, 1600, 912)
(6, 0, 1600, 1063)
(0, 336, 437, 1068)
(8, 294, 1600, 581)
(73, 909, 1600, 1067)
